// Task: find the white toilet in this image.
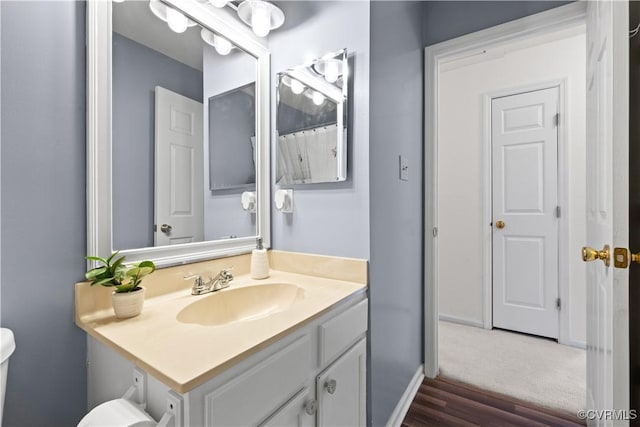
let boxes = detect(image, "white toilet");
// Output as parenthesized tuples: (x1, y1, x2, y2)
(0, 328, 16, 426)
(78, 398, 156, 427)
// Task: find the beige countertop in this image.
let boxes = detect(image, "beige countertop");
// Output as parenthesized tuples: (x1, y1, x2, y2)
(75, 251, 368, 393)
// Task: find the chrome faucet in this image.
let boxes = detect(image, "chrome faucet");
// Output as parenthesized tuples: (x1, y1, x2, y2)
(188, 269, 234, 295)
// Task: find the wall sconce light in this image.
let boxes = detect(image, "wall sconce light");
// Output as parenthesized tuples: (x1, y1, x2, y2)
(149, 0, 196, 33)
(237, 0, 285, 38)
(200, 28, 235, 55)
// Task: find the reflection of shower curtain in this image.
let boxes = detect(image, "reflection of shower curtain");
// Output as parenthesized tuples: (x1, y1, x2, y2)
(278, 124, 338, 184)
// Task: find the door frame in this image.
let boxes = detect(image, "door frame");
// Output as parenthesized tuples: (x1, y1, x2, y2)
(481, 81, 570, 345)
(424, 2, 587, 378)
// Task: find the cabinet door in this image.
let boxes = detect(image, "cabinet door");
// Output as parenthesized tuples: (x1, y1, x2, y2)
(261, 388, 315, 427)
(316, 338, 366, 427)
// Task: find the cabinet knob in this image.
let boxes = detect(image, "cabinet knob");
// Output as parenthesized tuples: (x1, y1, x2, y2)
(325, 379, 337, 394)
(304, 399, 318, 415)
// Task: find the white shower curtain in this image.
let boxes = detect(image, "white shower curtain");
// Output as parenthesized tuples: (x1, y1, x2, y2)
(277, 124, 338, 184)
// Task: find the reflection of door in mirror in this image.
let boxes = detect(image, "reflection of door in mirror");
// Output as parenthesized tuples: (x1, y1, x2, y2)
(111, 1, 258, 251)
(154, 87, 204, 246)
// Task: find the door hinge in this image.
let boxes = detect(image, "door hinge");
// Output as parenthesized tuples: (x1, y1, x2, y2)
(556, 298, 561, 310)
(554, 113, 559, 127)
(556, 206, 561, 218)
(433, 227, 438, 237)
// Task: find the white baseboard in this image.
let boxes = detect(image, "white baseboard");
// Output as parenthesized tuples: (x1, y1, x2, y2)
(564, 338, 586, 350)
(385, 365, 425, 427)
(439, 313, 484, 328)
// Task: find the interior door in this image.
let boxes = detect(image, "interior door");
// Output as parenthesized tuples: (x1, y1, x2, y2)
(585, 0, 629, 423)
(491, 87, 559, 339)
(154, 86, 204, 246)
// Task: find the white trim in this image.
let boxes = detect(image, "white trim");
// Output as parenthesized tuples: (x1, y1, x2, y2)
(424, 1, 587, 380)
(439, 314, 484, 329)
(86, 0, 271, 269)
(385, 365, 424, 427)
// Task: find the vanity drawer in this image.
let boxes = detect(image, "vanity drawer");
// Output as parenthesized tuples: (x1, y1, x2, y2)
(204, 336, 311, 426)
(318, 299, 368, 366)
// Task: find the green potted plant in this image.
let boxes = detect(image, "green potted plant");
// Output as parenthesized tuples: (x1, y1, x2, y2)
(85, 251, 156, 319)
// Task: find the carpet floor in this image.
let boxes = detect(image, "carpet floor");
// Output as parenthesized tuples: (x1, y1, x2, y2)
(438, 320, 586, 416)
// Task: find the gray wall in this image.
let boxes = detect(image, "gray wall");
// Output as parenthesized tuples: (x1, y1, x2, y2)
(0, 1, 87, 425)
(422, 1, 572, 46)
(112, 33, 203, 250)
(369, 2, 424, 425)
(269, 1, 370, 259)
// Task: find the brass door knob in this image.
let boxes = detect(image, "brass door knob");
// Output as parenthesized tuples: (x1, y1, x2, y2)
(582, 245, 610, 267)
(495, 220, 505, 229)
(612, 247, 640, 268)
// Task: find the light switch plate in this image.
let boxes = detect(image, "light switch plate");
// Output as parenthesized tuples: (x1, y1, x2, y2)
(399, 156, 409, 181)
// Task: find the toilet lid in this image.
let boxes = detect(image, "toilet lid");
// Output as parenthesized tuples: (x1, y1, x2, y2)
(77, 399, 156, 427)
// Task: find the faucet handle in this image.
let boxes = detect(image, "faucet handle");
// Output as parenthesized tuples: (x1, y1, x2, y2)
(219, 268, 233, 281)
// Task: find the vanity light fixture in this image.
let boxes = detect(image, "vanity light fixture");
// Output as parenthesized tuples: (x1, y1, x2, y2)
(237, 0, 285, 38)
(149, 0, 197, 34)
(200, 28, 235, 55)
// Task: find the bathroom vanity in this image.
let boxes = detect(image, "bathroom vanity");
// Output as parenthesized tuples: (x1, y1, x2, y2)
(76, 251, 368, 426)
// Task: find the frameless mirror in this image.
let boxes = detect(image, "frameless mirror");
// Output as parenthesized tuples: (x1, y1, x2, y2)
(87, 0, 270, 267)
(276, 49, 348, 184)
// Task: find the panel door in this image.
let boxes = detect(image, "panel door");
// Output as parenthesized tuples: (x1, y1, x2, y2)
(154, 86, 204, 246)
(492, 87, 559, 339)
(316, 338, 366, 427)
(585, 1, 629, 424)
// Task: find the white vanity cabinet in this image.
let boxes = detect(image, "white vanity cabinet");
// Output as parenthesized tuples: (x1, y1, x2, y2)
(86, 295, 368, 427)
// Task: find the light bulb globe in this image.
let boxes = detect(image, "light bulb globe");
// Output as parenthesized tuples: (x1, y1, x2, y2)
(312, 91, 325, 106)
(252, 3, 271, 37)
(210, 0, 228, 7)
(215, 36, 233, 55)
(324, 60, 340, 83)
(290, 79, 305, 95)
(167, 7, 188, 33)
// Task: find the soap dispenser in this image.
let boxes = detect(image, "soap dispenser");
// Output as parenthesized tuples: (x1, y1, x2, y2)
(250, 238, 270, 279)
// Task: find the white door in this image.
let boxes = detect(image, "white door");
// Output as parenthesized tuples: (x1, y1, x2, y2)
(491, 87, 559, 339)
(154, 86, 204, 246)
(585, 0, 629, 423)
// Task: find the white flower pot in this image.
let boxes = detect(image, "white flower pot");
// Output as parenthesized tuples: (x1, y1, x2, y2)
(111, 287, 145, 319)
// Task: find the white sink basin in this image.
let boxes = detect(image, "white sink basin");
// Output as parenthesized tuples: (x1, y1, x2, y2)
(177, 283, 305, 326)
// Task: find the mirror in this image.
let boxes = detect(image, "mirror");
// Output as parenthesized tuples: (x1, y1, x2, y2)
(87, 0, 271, 267)
(276, 49, 348, 184)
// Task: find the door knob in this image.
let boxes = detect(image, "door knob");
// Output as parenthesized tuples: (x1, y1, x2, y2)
(160, 224, 173, 234)
(325, 379, 337, 394)
(495, 220, 505, 229)
(612, 247, 640, 268)
(582, 245, 610, 267)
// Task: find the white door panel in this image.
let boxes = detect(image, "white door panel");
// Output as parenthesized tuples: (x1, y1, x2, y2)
(585, 1, 629, 424)
(492, 87, 559, 339)
(155, 86, 204, 246)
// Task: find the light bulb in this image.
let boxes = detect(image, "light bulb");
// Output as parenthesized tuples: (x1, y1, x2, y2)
(167, 7, 188, 33)
(312, 91, 325, 106)
(290, 79, 305, 95)
(324, 60, 340, 83)
(210, 0, 227, 7)
(214, 35, 232, 55)
(252, 2, 271, 37)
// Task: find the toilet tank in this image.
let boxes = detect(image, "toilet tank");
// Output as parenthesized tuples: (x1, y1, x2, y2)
(0, 328, 16, 425)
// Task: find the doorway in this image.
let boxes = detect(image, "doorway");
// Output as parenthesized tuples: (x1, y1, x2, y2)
(425, 2, 588, 415)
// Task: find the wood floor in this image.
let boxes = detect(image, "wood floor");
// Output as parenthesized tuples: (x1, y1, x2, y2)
(401, 376, 586, 427)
